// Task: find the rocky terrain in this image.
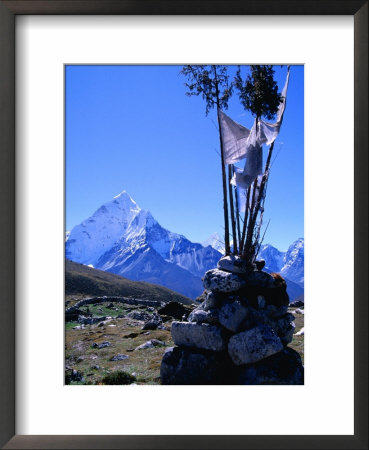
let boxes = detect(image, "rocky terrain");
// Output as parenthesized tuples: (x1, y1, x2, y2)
(65, 294, 304, 385)
(65, 297, 194, 385)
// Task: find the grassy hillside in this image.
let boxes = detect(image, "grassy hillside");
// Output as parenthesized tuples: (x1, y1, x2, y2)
(65, 259, 193, 305)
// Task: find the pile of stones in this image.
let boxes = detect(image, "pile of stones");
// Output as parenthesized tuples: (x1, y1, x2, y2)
(160, 255, 304, 385)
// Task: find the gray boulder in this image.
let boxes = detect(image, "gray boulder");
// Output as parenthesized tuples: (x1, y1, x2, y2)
(244, 307, 295, 346)
(92, 341, 112, 349)
(188, 308, 209, 324)
(280, 322, 295, 346)
(188, 305, 219, 324)
(78, 315, 107, 325)
(228, 325, 283, 365)
(217, 255, 247, 274)
(171, 321, 226, 352)
(65, 368, 84, 383)
(273, 313, 295, 344)
(70, 369, 84, 382)
(236, 347, 304, 385)
(160, 346, 232, 385)
(142, 313, 163, 330)
(135, 339, 165, 351)
(218, 300, 248, 333)
(110, 354, 129, 361)
(203, 269, 246, 293)
(127, 311, 152, 321)
(266, 304, 289, 318)
(246, 306, 269, 326)
(204, 291, 222, 309)
(246, 271, 277, 288)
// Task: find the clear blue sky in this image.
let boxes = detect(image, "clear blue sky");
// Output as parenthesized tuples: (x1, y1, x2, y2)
(66, 65, 303, 252)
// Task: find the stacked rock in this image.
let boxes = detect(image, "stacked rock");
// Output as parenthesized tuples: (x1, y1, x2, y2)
(160, 255, 304, 385)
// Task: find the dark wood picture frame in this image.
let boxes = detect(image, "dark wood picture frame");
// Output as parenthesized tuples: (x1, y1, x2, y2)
(0, 1, 367, 449)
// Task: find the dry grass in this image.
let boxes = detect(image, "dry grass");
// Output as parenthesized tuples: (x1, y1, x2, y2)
(65, 305, 174, 385)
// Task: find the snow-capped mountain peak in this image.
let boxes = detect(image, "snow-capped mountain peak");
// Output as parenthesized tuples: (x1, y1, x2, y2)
(66, 190, 141, 265)
(113, 189, 139, 207)
(66, 190, 222, 298)
(113, 189, 128, 199)
(202, 232, 225, 254)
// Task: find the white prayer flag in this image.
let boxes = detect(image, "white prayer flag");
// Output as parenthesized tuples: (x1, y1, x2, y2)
(219, 110, 250, 165)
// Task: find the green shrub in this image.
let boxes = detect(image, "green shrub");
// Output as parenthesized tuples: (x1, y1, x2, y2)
(100, 371, 136, 385)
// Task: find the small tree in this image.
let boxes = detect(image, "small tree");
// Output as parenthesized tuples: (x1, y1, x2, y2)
(234, 65, 283, 266)
(235, 65, 282, 123)
(181, 65, 233, 255)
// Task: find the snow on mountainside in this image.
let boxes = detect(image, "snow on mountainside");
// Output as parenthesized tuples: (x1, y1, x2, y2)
(98, 243, 203, 300)
(202, 232, 225, 254)
(66, 191, 221, 299)
(258, 244, 285, 273)
(281, 238, 304, 286)
(66, 191, 140, 265)
(258, 239, 304, 287)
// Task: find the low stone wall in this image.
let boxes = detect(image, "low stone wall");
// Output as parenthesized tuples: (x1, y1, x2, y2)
(65, 296, 165, 316)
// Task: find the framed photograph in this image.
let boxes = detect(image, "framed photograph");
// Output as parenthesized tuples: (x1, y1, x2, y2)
(0, 1, 367, 449)
(64, 63, 304, 388)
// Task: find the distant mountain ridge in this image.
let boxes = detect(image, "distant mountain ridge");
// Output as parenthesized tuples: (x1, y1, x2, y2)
(66, 191, 221, 299)
(66, 190, 303, 300)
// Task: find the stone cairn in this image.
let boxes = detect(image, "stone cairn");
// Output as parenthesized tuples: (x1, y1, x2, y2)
(160, 255, 304, 385)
